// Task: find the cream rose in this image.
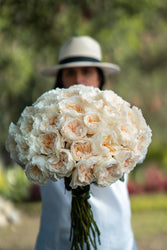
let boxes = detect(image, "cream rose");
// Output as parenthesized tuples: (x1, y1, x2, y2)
(61, 118, 87, 141)
(47, 149, 75, 178)
(25, 156, 50, 185)
(94, 157, 123, 187)
(70, 157, 99, 188)
(71, 139, 94, 161)
(38, 131, 63, 155)
(6, 84, 152, 187)
(83, 112, 102, 134)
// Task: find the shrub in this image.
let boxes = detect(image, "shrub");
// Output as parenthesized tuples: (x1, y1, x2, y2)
(128, 181, 143, 195)
(0, 164, 31, 202)
(128, 163, 167, 195)
(143, 165, 167, 193)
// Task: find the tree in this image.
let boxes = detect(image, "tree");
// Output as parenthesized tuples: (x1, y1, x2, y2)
(0, 0, 167, 165)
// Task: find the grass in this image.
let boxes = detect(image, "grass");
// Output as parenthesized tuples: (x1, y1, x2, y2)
(130, 193, 167, 211)
(130, 193, 167, 240)
(132, 210, 167, 238)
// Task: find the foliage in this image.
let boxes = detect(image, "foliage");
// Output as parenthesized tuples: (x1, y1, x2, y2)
(0, 0, 167, 164)
(128, 163, 167, 195)
(0, 164, 31, 202)
(130, 193, 167, 212)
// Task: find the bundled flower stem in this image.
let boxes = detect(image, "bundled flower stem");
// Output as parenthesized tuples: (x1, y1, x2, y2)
(65, 177, 101, 250)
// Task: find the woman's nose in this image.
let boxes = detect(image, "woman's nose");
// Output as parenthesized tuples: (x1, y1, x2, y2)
(75, 72, 84, 84)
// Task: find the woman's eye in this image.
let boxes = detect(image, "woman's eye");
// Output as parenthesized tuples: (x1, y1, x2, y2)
(65, 69, 75, 77)
(82, 68, 92, 75)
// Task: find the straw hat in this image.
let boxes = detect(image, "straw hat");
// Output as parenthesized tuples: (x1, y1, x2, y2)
(41, 36, 120, 76)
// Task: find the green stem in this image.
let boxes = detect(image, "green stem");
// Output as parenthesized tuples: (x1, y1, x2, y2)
(64, 177, 101, 250)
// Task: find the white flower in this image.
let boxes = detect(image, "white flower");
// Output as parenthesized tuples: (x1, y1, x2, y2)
(33, 89, 60, 108)
(38, 131, 64, 155)
(114, 122, 137, 149)
(25, 156, 49, 185)
(92, 130, 119, 156)
(114, 149, 140, 173)
(135, 129, 152, 162)
(71, 139, 94, 161)
(6, 84, 152, 187)
(58, 96, 84, 117)
(17, 115, 34, 135)
(102, 105, 119, 121)
(5, 123, 23, 166)
(101, 89, 129, 108)
(16, 136, 30, 164)
(70, 157, 99, 188)
(32, 109, 63, 133)
(83, 112, 102, 134)
(61, 118, 87, 141)
(47, 149, 75, 178)
(94, 157, 123, 187)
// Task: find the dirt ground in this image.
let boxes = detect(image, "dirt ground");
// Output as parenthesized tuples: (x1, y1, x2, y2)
(0, 214, 40, 250)
(0, 203, 167, 250)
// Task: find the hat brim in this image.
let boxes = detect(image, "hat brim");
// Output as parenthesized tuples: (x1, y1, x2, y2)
(41, 61, 120, 77)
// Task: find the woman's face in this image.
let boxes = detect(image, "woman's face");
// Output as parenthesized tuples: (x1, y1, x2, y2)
(61, 67, 101, 88)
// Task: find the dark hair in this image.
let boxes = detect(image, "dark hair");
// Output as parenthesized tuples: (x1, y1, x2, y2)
(53, 67, 105, 90)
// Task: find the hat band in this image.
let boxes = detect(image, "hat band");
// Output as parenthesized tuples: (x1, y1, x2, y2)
(59, 56, 101, 65)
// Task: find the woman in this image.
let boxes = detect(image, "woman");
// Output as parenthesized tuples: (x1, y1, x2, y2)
(35, 36, 137, 250)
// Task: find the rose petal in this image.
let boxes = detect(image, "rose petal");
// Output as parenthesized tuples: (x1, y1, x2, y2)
(61, 118, 87, 141)
(25, 156, 49, 185)
(94, 157, 123, 187)
(47, 149, 74, 178)
(83, 112, 102, 134)
(38, 131, 63, 155)
(71, 139, 94, 161)
(70, 157, 99, 188)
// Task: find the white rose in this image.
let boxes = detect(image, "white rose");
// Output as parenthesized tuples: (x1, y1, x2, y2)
(5, 123, 23, 166)
(114, 150, 141, 173)
(33, 110, 61, 133)
(136, 129, 152, 161)
(112, 118, 140, 151)
(92, 130, 119, 156)
(17, 115, 34, 135)
(130, 106, 150, 130)
(16, 136, 30, 164)
(83, 112, 103, 134)
(68, 84, 100, 97)
(70, 157, 99, 188)
(61, 118, 87, 141)
(94, 157, 123, 187)
(20, 106, 34, 116)
(80, 88, 101, 104)
(25, 155, 49, 185)
(128, 106, 152, 156)
(33, 89, 60, 108)
(58, 96, 84, 117)
(71, 139, 94, 161)
(56, 85, 82, 99)
(47, 149, 75, 178)
(6, 85, 152, 187)
(102, 105, 119, 122)
(101, 89, 129, 108)
(38, 131, 64, 155)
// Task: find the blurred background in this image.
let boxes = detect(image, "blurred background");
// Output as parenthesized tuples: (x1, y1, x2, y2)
(0, 1, 167, 250)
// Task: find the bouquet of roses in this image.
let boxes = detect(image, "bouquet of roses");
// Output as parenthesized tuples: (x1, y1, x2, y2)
(6, 84, 152, 249)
